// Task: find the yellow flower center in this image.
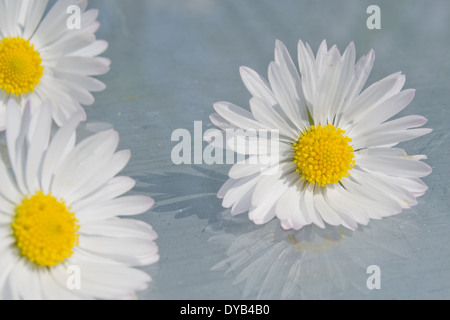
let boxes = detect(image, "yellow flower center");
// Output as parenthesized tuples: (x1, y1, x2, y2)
(0, 36, 44, 96)
(293, 124, 355, 187)
(12, 191, 79, 267)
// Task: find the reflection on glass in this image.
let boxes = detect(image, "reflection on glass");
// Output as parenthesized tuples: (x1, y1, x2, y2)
(210, 211, 419, 299)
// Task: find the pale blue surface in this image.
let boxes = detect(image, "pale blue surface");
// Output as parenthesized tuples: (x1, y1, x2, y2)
(82, 0, 449, 299)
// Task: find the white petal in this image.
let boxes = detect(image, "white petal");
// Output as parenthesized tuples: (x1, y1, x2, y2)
(25, 102, 52, 193)
(350, 169, 416, 210)
(313, 188, 343, 226)
(80, 218, 158, 241)
(22, 0, 48, 39)
(228, 154, 280, 179)
(0, 250, 16, 300)
(352, 89, 415, 132)
(275, 178, 307, 230)
(376, 115, 428, 133)
(217, 178, 238, 199)
(53, 72, 106, 92)
(55, 56, 110, 76)
(78, 235, 159, 266)
(300, 184, 325, 228)
(214, 101, 266, 130)
(40, 266, 84, 300)
(32, 0, 88, 49)
(0, 158, 21, 204)
(64, 150, 131, 206)
(51, 130, 119, 198)
(268, 54, 306, 128)
(40, 32, 95, 58)
(356, 152, 432, 178)
(230, 184, 255, 216)
(355, 128, 432, 149)
(343, 72, 404, 127)
(69, 252, 152, 299)
(223, 174, 261, 208)
(76, 195, 154, 222)
(249, 96, 299, 139)
(70, 39, 108, 57)
(346, 48, 375, 103)
(70, 176, 136, 212)
(297, 39, 318, 105)
(324, 185, 370, 228)
(240, 66, 277, 106)
(249, 172, 291, 224)
(7, 102, 32, 195)
(209, 113, 238, 131)
(251, 163, 294, 206)
(40, 113, 81, 194)
(330, 42, 356, 123)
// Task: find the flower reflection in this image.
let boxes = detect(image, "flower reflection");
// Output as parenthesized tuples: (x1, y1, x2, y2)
(210, 211, 420, 299)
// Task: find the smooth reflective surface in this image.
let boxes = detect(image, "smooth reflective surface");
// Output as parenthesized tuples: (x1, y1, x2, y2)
(83, 0, 450, 299)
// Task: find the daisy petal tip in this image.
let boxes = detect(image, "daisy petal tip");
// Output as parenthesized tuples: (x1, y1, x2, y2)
(88, 8, 100, 18)
(141, 196, 155, 212)
(274, 39, 286, 50)
(239, 65, 251, 76)
(221, 199, 232, 208)
(366, 48, 376, 60)
(313, 219, 326, 230)
(208, 113, 219, 124)
(420, 127, 433, 136)
(280, 220, 299, 231)
(105, 128, 120, 139)
(423, 164, 433, 176)
(213, 101, 230, 113)
(251, 218, 265, 225)
(238, 65, 246, 71)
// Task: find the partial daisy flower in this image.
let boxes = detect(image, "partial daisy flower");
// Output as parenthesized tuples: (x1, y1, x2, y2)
(210, 40, 432, 231)
(0, 0, 110, 129)
(0, 100, 158, 300)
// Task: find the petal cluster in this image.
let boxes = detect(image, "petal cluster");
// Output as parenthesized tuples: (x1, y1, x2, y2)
(0, 0, 110, 129)
(0, 101, 159, 300)
(211, 40, 432, 230)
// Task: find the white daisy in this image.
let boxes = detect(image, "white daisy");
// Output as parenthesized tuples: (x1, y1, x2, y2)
(0, 0, 110, 129)
(210, 40, 432, 231)
(0, 100, 158, 300)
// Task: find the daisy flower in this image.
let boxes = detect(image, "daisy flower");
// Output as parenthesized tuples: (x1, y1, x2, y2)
(0, 100, 158, 300)
(0, 0, 110, 129)
(210, 40, 432, 231)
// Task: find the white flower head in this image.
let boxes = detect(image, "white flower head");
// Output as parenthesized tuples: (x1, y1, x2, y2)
(0, 100, 158, 300)
(0, 0, 110, 129)
(211, 39, 432, 231)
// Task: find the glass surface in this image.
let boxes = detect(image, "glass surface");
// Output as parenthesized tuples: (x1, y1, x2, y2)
(81, 0, 450, 299)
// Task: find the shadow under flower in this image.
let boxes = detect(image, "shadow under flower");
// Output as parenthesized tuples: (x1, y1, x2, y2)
(208, 211, 422, 300)
(133, 166, 229, 222)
